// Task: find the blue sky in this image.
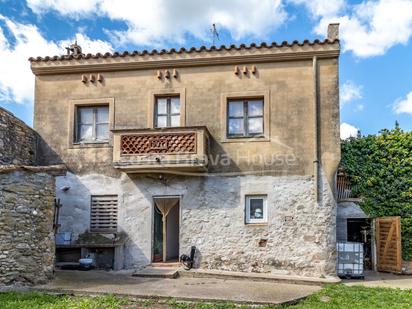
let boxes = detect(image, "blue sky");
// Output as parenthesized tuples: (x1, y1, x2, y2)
(1, 0, 412, 138)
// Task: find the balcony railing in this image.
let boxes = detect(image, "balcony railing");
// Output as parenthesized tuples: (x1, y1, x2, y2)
(112, 126, 210, 173)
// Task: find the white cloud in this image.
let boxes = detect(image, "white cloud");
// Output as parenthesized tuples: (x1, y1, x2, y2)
(27, 0, 101, 18)
(354, 104, 365, 112)
(0, 15, 112, 105)
(340, 80, 362, 105)
(293, 0, 412, 58)
(340, 122, 359, 140)
(393, 91, 412, 115)
(27, 0, 288, 46)
(25, 0, 412, 56)
(60, 33, 113, 55)
(0, 16, 60, 104)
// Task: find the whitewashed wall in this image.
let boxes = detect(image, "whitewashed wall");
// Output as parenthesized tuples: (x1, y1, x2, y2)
(56, 171, 336, 277)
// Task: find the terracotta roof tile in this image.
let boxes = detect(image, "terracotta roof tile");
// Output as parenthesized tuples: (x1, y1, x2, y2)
(28, 39, 339, 62)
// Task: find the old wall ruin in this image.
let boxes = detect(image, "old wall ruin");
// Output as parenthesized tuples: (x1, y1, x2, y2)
(0, 169, 56, 285)
(0, 107, 64, 286)
(0, 107, 36, 165)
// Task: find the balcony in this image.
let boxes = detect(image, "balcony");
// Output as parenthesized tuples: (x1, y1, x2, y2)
(112, 126, 210, 173)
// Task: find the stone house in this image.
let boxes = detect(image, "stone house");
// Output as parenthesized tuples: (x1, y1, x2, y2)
(29, 24, 340, 277)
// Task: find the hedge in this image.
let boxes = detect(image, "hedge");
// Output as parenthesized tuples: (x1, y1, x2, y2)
(340, 125, 412, 260)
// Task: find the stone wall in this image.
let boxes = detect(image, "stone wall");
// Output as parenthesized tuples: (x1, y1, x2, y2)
(56, 171, 336, 277)
(0, 107, 37, 165)
(181, 174, 336, 277)
(0, 169, 56, 286)
(0, 107, 64, 286)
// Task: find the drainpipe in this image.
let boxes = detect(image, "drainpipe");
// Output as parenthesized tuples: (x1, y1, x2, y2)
(312, 56, 320, 204)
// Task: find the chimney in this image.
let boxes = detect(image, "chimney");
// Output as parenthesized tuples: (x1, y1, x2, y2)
(327, 23, 340, 41)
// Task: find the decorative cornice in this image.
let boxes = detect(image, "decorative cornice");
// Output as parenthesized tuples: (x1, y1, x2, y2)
(30, 40, 340, 76)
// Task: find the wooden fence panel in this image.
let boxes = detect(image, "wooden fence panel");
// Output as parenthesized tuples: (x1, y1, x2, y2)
(376, 216, 402, 273)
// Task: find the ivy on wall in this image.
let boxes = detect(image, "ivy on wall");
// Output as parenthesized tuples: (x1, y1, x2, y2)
(340, 124, 412, 261)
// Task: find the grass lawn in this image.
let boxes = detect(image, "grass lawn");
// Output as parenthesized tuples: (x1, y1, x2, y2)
(0, 284, 411, 309)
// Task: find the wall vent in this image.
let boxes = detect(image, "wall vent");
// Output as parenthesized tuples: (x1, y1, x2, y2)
(90, 195, 118, 233)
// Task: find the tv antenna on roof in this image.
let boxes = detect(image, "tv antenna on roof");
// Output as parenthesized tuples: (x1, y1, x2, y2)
(211, 23, 219, 46)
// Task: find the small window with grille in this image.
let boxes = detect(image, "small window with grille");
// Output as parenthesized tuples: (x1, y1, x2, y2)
(90, 195, 118, 233)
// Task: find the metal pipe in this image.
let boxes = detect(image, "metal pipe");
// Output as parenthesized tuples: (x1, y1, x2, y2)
(313, 56, 320, 203)
(162, 214, 167, 262)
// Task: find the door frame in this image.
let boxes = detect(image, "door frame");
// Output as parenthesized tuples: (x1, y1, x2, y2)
(151, 195, 181, 263)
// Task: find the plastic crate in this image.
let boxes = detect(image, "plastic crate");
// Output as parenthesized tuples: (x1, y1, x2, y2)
(337, 242, 364, 279)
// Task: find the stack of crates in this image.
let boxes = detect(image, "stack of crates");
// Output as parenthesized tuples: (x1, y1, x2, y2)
(336, 242, 364, 279)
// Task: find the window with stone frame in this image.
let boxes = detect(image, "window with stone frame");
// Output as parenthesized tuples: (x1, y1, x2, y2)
(154, 96, 180, 128)
(90, 195, 118, 233)
(245, 195, 267, 224)
(75, 105, 109, 143)
(227, 98, 264, 138)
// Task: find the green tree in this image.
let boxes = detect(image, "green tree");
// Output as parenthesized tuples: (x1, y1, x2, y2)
(341, 125, 412, 260)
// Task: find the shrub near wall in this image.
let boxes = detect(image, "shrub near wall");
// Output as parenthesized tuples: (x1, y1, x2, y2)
(341, 125, 412, 260)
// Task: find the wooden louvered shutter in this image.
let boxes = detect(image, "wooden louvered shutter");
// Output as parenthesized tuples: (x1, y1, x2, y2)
(90, 195, 118, 233)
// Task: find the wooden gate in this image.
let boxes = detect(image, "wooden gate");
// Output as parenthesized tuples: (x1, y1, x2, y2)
(376, 216, 402, 273)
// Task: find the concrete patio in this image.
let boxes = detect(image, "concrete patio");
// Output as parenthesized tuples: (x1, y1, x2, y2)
(34, 270, 321, 305)
(344, 271, 412, 289)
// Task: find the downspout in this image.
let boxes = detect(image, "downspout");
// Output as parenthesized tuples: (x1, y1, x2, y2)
(312, 56, 320, 204)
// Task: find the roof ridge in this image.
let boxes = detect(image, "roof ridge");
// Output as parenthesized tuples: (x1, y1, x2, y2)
(29, 39, 339, 62)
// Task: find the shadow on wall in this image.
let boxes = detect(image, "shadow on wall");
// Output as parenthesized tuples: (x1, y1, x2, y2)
(56, 172, 150, 270)
(207, 134, 304, 177)
(36, 134, 63, 166)
(208, 138, 241, 174)
(124, 171, 242, 267)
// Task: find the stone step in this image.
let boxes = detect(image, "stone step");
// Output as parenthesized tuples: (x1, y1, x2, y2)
(151, 262, 181, 268)
(132, 267, 179, 279)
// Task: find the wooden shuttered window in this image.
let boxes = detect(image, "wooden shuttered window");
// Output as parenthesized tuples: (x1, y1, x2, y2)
(90, 195, 118, 233)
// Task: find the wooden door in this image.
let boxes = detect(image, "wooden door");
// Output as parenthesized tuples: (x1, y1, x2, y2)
(376, 216, 402, 273)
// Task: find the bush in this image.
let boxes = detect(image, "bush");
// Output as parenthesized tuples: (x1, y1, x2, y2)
(341, 125, 412, 260)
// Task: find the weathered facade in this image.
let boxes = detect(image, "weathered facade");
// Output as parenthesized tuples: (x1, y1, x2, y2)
(0, 108, 64, 286)
(30, 25, 341, 277)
